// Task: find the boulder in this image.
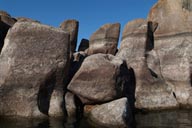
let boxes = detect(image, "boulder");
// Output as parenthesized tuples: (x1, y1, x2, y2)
(78, 38, 89, 52)
(87, 98, 132, 128)
(117, 19, 178, 110)
(0, 22, 70, 117)
(0, 10, 16, 52)
(147, 0, 192, 107)
(87, 23, 120, 55)
(60, 19, 79, 57)
(68, 53, 130, 104)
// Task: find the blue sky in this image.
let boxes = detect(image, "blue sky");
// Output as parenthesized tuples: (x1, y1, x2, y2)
(0, 0, 157, 48)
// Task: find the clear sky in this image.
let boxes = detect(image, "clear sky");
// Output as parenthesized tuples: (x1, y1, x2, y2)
(0, 0, 157, 48)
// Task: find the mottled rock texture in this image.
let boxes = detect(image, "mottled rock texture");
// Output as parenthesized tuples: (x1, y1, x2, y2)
(68, 53, 129, 104)
(60, 19, 79, 57)
(148, 0, 192, 107)
(117, 19, 178, 110)
(87, 23, 120, 55)
(88, 98, 131, 128)
(0, 22, 70, 117)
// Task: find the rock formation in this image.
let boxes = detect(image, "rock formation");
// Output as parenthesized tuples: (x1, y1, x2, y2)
(0, 0, 192, 127)
(147, 0, 192, 107)
(117, 19, 178, 110)
(60, 19, 79, 57)
(0, 22, 70, 117)
(68, 53, 130, 104)
(87, 23, 120, 55)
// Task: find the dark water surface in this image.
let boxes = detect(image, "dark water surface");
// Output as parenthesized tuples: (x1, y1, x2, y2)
(1, 110, 192, 128)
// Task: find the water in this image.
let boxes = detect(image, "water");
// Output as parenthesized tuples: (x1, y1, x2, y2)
(1, 110, 192, 128)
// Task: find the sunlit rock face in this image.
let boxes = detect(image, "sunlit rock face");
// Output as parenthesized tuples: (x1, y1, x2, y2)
(148, 0, 192, 107)
(87, 23, 120, 55)
(0, 22, 70, 117)
(117, 19, 178, 110)
(68, 53, 131, 104)
(60, 19, 79, 57)
(148, 0, 192, 36)
(87, 98, 131, 128)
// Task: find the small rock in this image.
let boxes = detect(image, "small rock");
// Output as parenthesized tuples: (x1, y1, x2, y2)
(88, 98, 132, 128)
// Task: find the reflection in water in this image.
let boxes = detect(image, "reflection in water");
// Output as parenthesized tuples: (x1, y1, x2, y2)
(136, 110, 192, 128)
(1, 110, 192, 128)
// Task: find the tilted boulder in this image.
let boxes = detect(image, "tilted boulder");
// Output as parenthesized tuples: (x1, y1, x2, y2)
(87, 23, 120, 55)
(60, 19, 79, 57)
(117, 19, 178, 110)
(87, 98, 132, 128)
(0, 10, 16, 52)
(0, 22, 70, 117)
(147, 0, 192, 107)
(78, 38, 89, 52)
(68, 53, 130, 104)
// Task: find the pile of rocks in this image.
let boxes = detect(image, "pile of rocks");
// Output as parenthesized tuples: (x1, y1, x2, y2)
(0, 0, 192, 127)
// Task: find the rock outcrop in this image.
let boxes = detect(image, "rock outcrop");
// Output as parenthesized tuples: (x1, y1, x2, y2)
(87, 98, 132, 128)
(147, 0, 192, 107)
(87, 23, 120, 55)
(0, 22, 70, 117)
(117, 19, 178, 110)
(60, 19, 79, 57)
(0, 0, 192, 127)
(68, 53, 129, 104)
(0, 11, 16, 52)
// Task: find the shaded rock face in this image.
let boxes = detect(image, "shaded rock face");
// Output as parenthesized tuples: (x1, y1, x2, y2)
(88, 98, 132, 128)
(148, 0, 192, 107)
(87, 23, 120, 55)
(0, 11, 16, 52)
(117, 19, 178, 110)
(0, 22, 70, 117)
(60, 19, 79, 57)
(78, 38, 89, 52)
(68, 53, 131, 104)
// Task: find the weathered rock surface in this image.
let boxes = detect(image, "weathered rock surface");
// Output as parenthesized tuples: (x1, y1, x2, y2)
(117, 19, 178, 110)
(87, 23, 120, 55)
(65, 92, 76, 119)
(68, 53, 129, 104)
(148, 0, 192, 36)
(0, 11, 16, 52)
(78, 38, 89, 52)
(87, 98, 131, 128)
(0, 22, 70, 117)
(16, 17, 40, 23)
(60, 19, 79, 57)
(148, 0, 192, 107)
